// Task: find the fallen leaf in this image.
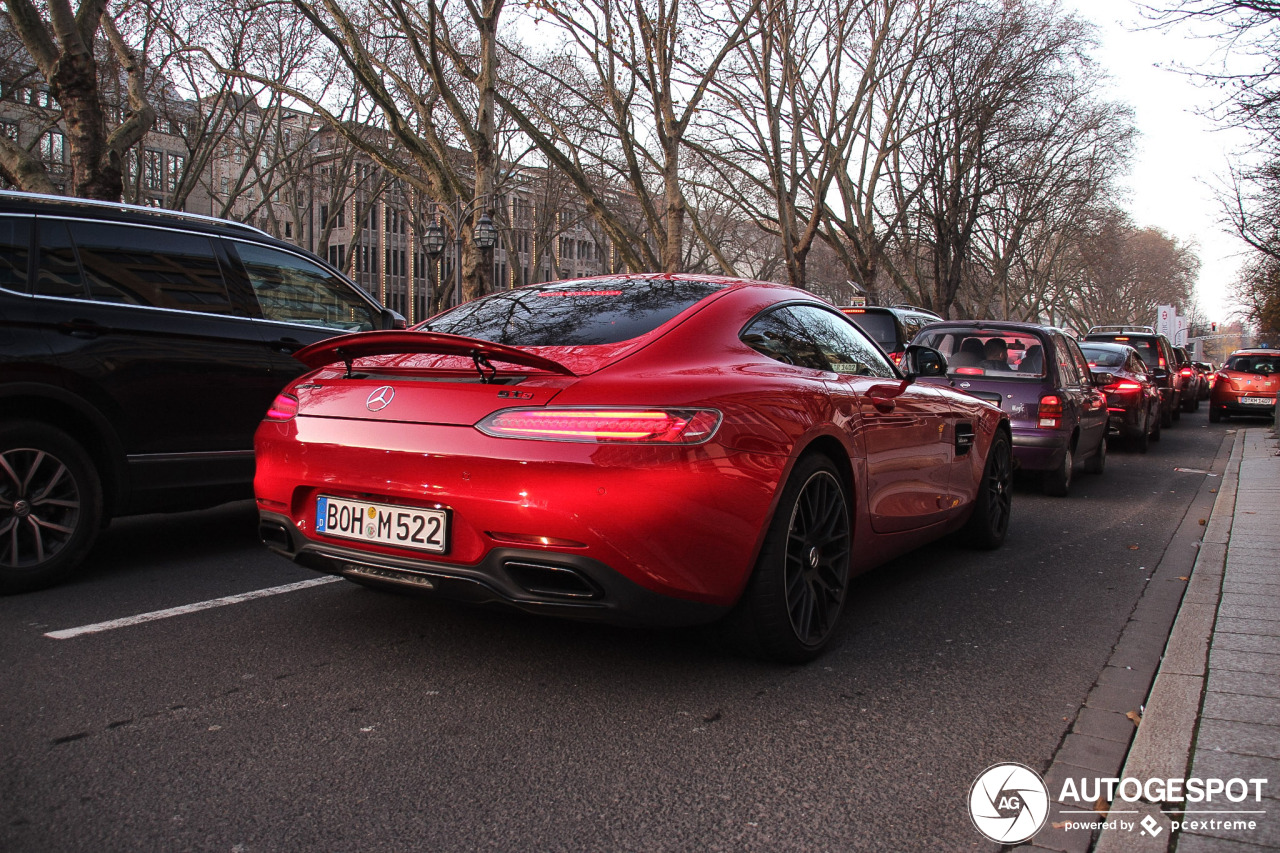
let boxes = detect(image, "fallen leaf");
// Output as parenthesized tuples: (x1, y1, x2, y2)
(1127, 710, 1142, 726)
(1128, 545, 1140, 550)
(1178, 576, 1189, 581)
(703, 709, 722, 723)
(1210, 488, 1218, 493)
(1199, 518, 1207, 525)
(1052, 821, 1070, 830)
(1095, 797, 1110, 814)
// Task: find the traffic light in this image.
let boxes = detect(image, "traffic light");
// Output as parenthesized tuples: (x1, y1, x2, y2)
(1212, 322, 1217, 332)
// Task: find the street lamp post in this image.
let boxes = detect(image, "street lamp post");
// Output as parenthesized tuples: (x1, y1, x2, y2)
(422, 195, 498, 311)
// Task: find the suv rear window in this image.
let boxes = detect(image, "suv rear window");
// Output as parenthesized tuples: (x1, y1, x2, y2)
(423, 278, 727, 345)
(1088, 335, 1160, 369)
(841, 310, 897, 348)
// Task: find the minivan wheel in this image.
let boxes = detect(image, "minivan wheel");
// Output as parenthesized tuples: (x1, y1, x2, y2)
(1043, 443, 1073, 497)
(0, 423, 103, 594)
(728, 454, 852, 663)
(1084, 431, 1107, 475)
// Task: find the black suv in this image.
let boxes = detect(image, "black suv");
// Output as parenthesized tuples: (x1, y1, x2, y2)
(1, 191, 402, 592)
(1082, 326, 1184, 427)
(840, 304, 942, 366)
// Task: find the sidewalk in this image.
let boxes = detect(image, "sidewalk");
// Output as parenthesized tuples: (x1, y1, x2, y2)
(1093, 425, 1280, 852)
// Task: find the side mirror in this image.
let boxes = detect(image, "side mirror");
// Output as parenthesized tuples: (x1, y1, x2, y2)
(903, 344, 947, 379)
(1151, 367, 1169, 379)
(382, 308, 407, 330)
(1093, 372, 1116, 387)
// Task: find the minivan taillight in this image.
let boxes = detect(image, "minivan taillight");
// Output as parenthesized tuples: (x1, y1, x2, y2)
(1038, 395, 1063, 429)
(266, 393, 298, 421)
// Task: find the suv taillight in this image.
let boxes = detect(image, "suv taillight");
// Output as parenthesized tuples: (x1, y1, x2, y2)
(1038, 395, 1063, 429)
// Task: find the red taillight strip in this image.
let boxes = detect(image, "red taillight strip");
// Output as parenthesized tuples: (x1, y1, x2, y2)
(266, 393, 298, 421)
(477, 408, 722, 444)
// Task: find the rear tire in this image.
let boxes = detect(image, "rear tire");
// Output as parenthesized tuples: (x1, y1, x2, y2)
(1042, 442, 1073, 497)
(0, 422, 103, 594)
(1084, 431, 1106, 475)
(962, 431, 1012, 550)
(727, 454, 852, 663)
(1150, 407, 1162, 442)
(1132, 418, 1150, 453)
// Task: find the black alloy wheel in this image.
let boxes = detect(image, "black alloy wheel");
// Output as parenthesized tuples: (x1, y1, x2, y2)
(963, 430, 1012, 549)
(0, 423, 102, 594)
(730, 454, 852, 663)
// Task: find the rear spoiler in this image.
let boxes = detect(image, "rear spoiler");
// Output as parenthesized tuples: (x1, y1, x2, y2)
(293, 331, 578, 378)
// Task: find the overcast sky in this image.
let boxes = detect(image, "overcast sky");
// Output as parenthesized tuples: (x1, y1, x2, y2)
(1061, 0, 1257, 322)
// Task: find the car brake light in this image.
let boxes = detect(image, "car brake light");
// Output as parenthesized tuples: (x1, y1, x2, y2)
(955, 366, 984, 375)
(1038, 394, 1063, 429)
(266, 393, 298, 421)
(1158, 356, 1166, 368)
(888, 351, 903, 365)
(1104, 381, 1143, 393)
(1180, 367, 1194, 377)
(477, 408, 722, 444)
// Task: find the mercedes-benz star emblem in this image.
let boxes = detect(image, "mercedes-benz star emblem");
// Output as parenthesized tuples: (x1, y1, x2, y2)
(366, 385, 395, 412)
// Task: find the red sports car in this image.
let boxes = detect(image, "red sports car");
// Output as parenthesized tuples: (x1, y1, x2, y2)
(254, 275, 1012, 661)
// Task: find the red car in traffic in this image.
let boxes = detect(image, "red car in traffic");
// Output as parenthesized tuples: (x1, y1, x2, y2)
(1210, 349, 1279, 422)
(254, 276, 1011, 661)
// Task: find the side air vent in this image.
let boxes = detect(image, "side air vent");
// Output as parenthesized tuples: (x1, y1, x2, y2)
(955, 423, 976, 456)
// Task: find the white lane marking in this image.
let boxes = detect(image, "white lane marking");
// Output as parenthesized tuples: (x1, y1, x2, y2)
(44, 576, 344, 640)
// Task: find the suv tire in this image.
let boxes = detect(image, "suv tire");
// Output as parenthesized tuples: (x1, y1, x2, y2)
(0, 422, 103, 594)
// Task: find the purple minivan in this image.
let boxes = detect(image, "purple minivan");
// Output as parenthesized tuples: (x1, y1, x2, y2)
(911, 321, 1108, 496)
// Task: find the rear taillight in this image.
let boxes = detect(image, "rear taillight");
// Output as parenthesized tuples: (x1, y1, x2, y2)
(1104, 381, 1143, 394)
(888, 351, 904, 366)
(1038, 394, 1063, 429)
(266, 393, 298, 421)
(955, 366, 984, 375)
(477, 408, 722, 444)
(1180, 367, 1194, 377)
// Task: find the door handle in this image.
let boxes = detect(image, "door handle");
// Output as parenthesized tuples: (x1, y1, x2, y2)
(56, 319, 106, 339)
(269, 337, 303, 354)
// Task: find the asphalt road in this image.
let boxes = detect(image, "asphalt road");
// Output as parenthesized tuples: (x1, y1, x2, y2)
(0, 409, 1241, 852)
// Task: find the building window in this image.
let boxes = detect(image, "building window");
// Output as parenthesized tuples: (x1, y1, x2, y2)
(142, 149, 162, 189)
(39, 132, 66, 164)
(166, 153, 184, 193)
(284, 222, 292, 238)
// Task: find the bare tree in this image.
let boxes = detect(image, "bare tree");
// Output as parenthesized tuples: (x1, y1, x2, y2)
(0, 0, 154, 197)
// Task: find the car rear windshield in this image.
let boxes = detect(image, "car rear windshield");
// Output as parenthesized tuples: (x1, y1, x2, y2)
(1226, 354, 1280, 375)
(421, 278, 729, 346)
(842, 310, 897, 348)
(1089, 335, 1160, 368)
(913, 328, 1047, 377)
(1080, 345, 1126, 368)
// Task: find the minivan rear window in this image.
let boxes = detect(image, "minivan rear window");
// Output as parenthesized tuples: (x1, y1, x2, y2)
(422, 278, 728, 345)
(842, 311, 897, 348)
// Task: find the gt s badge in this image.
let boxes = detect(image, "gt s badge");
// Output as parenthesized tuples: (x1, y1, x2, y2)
(497, 390, 534, 399)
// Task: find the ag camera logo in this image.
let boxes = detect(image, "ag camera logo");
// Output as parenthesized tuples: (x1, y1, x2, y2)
(968, 762, 1050, 843)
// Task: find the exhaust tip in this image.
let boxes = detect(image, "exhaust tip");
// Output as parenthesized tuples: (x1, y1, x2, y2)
(504, 560, 602, 600)
(259, 521, 292, 552)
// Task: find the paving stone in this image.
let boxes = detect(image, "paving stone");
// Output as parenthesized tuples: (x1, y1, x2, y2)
(1175, 834, 1279, 852)
(1044, 762, 1103, 809)
(1161, 601, 1216, 678)
(1071, 707, 1140, 745)
(1055, 733, 1128, 776)
(1222, 581, 1280, 597)
(1195, 718, 1280, 760)
(1216, 618, 1280, 639)
(1206, 668, 1280, 700)
(1218, 604, 1280, 623)
(1211, 648, 1280, 677)
(1084, 684, 1150, 715)
(1214, 633, 1280, 656)
(1190, 752, 1280, 799)
(1203, 692, 1280, 727)
(1180, 813, 1280, 849)
(1096, 664, 1158, 692)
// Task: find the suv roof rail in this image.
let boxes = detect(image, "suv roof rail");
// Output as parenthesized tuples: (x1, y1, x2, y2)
(890, 304, 942, 316)
(1087, 324, 1156, 335)
(0, 188, 271, 239)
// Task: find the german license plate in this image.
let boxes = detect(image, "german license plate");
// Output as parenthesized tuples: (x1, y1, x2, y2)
(316, 496, 448, 554)
(1240, 396, 1275, 406)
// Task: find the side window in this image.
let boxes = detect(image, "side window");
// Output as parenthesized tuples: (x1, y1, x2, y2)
(1053, 335, 1082, 386)
(68, 221, 233, 314)
(1066, 338, 1093, 385)
(741, 306, 828, 371)
(231, 242, 376, 332)
(0, 216, 31, 293)
(35, 219, 86, 299)
(1128, 353, 1146, 377)
(792, 305, 896, 378)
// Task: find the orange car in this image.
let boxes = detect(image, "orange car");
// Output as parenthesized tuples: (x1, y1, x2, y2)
(1209, 349, 1279, 422)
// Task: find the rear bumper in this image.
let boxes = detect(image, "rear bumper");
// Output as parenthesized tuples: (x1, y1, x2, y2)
(258, 511, 728, 626)
(1010, 427, 1069, 472)
(1212, 395, 1277, 417)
